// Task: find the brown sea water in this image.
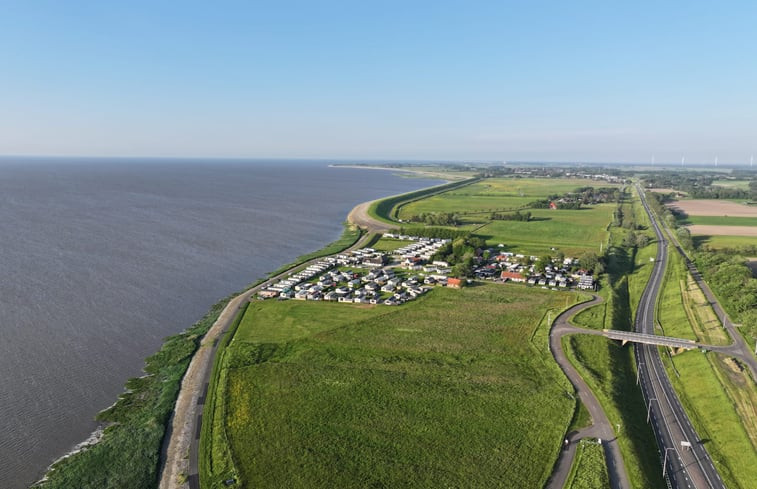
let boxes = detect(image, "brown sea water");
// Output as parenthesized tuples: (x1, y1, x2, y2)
(0, 158, 443, 488)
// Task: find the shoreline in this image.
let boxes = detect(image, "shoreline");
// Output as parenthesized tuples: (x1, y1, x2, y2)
(33, 174, 439, 489)
(329, 163, 461, 181)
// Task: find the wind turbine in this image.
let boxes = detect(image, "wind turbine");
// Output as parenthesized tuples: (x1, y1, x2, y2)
(651, 155, 655, 166)
(715, 156, 718, 167)
(751, 155, 754, 168)
(681, 156, 685, 167)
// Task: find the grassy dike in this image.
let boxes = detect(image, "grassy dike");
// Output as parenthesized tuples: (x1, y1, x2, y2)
(33, 223, 364, 489)
(563, 189, 666, 488)
(367, 177, 480, 224)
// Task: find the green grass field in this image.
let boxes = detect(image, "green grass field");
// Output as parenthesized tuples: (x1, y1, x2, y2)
(203, 284, 583, 488)
(397, 177, 618, 221)
(475, 205, 615, 255)
(565, 440, 610, 489)
(682, 215, 757, 227)
(693, 234, 757, 249)
(394, 177, 618, 255)
(712, 179, 751, 190)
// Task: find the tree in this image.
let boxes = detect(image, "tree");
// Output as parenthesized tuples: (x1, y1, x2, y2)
(579, 251, 601, 273)
(637, 234, 650, 247)
(534, 255, 552, 273)
(623, 231, 637, 248)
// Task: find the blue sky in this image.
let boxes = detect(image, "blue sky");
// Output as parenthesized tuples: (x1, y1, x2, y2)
(1, 1, 755, 163)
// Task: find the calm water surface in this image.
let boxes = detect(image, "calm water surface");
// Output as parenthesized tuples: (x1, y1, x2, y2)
(0, 158, 443, 488)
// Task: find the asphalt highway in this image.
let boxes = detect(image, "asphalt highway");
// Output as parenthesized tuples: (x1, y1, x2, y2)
(636, 185, 726, 489)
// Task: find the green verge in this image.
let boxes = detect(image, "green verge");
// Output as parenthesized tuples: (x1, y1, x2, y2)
(656, 250, 757, 488)
(205, 284, 583, 488)
(34, 222, 366, 489)
(564, 440, 610, 489)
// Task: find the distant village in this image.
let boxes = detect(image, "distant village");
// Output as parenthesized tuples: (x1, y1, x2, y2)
(257, 234, 596, 306)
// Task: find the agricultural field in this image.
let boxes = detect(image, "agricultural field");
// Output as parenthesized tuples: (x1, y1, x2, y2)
(202, 284, 584, 489)
(668, 199, 757, 217)
(392, 177, 619, 256)
(475, 206, 614, 255)
(397, 177, 617, 221)
(688, 225, 757, 237)
(681, 215, 757, 227)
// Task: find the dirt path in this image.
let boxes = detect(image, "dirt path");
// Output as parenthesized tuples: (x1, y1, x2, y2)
(346, 200, 394, 233)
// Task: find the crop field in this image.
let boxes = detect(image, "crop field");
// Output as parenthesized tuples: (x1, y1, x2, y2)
(204, 284, 583, 488)
(397, 177, 616, 221)
(668, 199, 757, 217)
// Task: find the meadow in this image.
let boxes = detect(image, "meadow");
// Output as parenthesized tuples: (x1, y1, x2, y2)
(397, 177, 614, 221)
(475, 206, 615, 255)
(565, 440, 610, 489)
(692, 234, 757, 250)
(202, 284, 584, 488)
(382, 177, 620, 256)
(681, 215, 757, 227)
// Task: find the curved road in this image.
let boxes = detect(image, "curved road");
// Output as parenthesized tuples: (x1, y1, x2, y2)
(636, 185, 726, 489)
(546, 295, 631, 489)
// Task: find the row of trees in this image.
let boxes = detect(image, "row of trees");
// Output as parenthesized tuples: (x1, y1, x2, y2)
(489, 210, 532, 221)
(643, 171, 757, 200)
(406, 212, 460, 226)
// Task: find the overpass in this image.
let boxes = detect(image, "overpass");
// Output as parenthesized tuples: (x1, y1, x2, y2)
(602, 329, 700, 350)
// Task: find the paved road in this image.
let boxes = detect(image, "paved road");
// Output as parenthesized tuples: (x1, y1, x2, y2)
(160, 226, 377, 489)
(547, 295, 631, 489)
(636, 185, 726, 489)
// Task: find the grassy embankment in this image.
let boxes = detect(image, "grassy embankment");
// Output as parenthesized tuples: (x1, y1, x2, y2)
(202, 284, 585, 489)
(656, 249, 757, 489)
(366, 177, 480, 225)
(564, 188, 666, 489)
(564, 440, 610, 489)
(34, 223, 365, 489)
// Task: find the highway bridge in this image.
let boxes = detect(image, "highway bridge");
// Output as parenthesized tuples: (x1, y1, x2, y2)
(602, 329, 699, 350)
